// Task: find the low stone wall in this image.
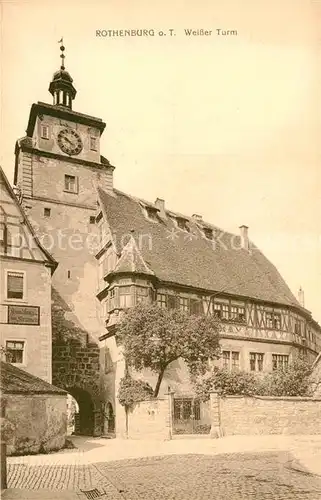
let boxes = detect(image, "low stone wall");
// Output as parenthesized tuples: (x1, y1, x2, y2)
(6, 394, 67, 455)
(211, 393, 321, 436)
(127, 398, 172, 440)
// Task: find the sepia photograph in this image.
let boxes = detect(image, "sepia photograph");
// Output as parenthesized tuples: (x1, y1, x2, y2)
(0, 1, 321, 498)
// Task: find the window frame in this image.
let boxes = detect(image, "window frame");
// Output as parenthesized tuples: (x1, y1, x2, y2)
(90, 136, 98, 151)
(222, 350, 240, 371)
(5, 340, 26, 365)
(272, 353, 289, 371)
(265, 311, 282, 330)
(44, 207, 51, 217)
(64, 174, 79, 194)
(249, 352, 264, 372)
(5, 270, 27, 302)
(40, 124, 49, 140)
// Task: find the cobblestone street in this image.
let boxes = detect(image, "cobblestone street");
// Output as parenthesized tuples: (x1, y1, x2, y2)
(6, 451, 321, 499)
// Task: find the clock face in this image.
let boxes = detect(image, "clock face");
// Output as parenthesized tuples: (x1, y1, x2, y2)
(57, 128, 83, 155)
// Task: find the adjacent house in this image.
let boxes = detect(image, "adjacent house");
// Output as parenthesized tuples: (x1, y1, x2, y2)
(0, 167, 57, 382)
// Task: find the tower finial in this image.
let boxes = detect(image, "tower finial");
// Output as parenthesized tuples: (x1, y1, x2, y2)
(49, 37, 77, 108)
(58, 37, 65, 70)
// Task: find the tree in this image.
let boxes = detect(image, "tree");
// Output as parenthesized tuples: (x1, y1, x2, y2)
(116, 302, 221, 397)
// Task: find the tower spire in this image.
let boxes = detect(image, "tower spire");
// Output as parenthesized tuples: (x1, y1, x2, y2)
(48, 38, 77, 109)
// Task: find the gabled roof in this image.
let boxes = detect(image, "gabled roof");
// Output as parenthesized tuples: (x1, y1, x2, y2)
(0, 166, 58, 272)
(98, 187, 302, 309)
(0, 361, 66, 395)
(108, 234, 155, 278)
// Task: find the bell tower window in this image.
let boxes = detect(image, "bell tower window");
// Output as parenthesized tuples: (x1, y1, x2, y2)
(90, 137, 97, 151)
(41, 125, 49, 139)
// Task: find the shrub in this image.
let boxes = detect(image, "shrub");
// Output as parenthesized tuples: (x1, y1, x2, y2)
(194, 367, 260, 401)
(118, 375, 154, 410)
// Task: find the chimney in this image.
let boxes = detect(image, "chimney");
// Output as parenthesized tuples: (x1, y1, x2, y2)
(192, 214, 203, 222)
(298, 286, 305, 307)
(155, 198, 166, 218)
(239, 225, 249, 251)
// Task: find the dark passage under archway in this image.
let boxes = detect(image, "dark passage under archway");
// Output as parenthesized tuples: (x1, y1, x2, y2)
(67, 387, 95, 436)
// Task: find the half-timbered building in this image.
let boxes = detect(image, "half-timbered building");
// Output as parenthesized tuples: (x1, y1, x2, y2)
(8, 45, 321, 436)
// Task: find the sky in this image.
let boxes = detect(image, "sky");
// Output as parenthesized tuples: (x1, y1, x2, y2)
(1, 0, 320, 322)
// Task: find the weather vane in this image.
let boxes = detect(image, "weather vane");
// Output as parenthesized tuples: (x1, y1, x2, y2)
(58, 37, 65, 70)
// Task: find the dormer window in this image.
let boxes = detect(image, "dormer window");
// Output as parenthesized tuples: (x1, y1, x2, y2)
(176, 217, 190, 232)
(90, 137, 98, 151)
(203, 227, 213, 240)
(144, 206, 159, 221)
(41, 125, 49, 140)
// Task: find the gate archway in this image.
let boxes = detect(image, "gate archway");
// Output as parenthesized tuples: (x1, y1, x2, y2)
(67, 387, 96, 436)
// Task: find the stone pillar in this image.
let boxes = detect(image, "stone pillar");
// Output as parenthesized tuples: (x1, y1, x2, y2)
(165, 387, 174, 440)
(209, 392, 223, 438)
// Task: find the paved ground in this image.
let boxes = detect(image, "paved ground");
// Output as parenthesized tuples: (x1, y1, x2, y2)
(3, 435, 321, 499)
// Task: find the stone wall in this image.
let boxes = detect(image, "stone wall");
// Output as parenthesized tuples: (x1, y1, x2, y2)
(210, 393, 321, 436)
(124, 398, 172, 440)
(6, 394, 67, 455)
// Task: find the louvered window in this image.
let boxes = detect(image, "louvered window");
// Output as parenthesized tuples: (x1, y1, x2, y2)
(7, 272, 24, 299)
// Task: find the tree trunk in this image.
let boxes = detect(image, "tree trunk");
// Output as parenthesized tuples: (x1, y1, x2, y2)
(154, 367, 166, 397)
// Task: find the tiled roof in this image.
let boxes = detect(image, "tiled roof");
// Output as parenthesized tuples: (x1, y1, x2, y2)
(0, 361, 66, 395)
(110, 235, 155, 277)
(98, 187, 301, 308)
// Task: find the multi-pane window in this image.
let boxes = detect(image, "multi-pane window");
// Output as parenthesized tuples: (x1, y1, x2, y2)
(64, 175, 78, 193)
(179, 297, 189, 312)
(40, 124, 49, 139)
(266, 311, 281, 330)
(6, 341, 25, 364)
(250, 352, 264, 372)
(222, 350, 240, 370)
(213, 302, 246, 323)
(157, 293, 167, 309)
(272, 354, 289, 371)
(90, 137, 97, 151)
(119, 286, 133, 308)
(221, 304, 229, 320)
(136, 287, 148, 304)
(108, 288, 116, 310)
(7, 272, 24, 299)
(214, 303, 222, 318)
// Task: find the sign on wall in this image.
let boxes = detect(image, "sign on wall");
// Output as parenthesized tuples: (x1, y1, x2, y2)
(8, 305, 40, 325)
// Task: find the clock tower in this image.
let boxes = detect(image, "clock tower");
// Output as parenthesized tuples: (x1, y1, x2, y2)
(13, 42, 114, 435)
